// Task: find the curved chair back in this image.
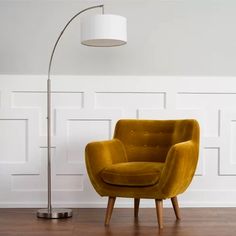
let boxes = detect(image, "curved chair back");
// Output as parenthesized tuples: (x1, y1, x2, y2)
(114, 119, 199, 163)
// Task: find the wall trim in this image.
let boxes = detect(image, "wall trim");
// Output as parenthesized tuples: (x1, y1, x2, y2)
(1, 75, 236, 207)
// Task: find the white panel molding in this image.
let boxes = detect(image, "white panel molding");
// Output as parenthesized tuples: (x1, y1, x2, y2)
(0, 75, 236, 207)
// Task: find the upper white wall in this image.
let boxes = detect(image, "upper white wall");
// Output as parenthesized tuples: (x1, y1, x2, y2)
(1, 0, 236, 76)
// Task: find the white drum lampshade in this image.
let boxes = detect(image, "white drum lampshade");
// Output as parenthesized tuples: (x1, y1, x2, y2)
(81, 14, 127, 47)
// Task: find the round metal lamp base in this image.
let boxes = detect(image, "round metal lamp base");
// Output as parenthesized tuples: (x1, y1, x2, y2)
(37, 208, 73, 219)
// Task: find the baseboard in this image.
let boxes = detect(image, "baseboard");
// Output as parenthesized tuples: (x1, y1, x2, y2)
(0, 201, 236, 208)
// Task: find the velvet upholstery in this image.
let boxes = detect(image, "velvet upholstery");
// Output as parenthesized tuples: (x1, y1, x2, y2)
(85, 119, 200, 200)
(101, 162, 164, 187)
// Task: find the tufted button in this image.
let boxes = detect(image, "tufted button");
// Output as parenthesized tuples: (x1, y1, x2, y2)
(129, 144, 134, 149)
(130, 130, 135, 135)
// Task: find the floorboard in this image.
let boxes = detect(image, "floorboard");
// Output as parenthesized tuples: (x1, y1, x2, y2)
(0, 208, 235, 236)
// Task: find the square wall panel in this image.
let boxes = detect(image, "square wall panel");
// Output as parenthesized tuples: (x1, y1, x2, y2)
(0, 119, 27, 163)
(66, 119, 110, 163)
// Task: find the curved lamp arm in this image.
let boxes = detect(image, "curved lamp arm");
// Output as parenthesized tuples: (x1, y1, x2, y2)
(48, 4, 104, 79)
(46, 4, 103, 214)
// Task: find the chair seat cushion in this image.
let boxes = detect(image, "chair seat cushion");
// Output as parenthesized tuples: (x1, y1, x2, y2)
(100, 162, 164, 187)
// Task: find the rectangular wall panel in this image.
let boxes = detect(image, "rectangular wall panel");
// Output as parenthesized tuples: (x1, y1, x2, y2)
(0, 119, 27, 163)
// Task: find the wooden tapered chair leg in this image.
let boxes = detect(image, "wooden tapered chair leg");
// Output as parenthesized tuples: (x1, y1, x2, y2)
(155, 199, 163, 229)
(134, 198, 140, 218)
(104, 197, 116, 226)
(171, 196, 181, 220)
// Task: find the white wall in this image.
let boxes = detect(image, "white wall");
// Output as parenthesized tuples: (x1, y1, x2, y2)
(1, 1, 236, 208)
(0, 75, 236, 208)
(1, 0, 236, 76)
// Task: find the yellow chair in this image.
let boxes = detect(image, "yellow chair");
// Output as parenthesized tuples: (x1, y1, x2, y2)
(85, 119, 200, 228)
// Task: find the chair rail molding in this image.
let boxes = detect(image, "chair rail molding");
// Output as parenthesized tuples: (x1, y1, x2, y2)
(0, 75, 236, 207)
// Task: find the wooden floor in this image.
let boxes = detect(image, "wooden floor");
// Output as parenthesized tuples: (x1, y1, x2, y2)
(0, 208, 236, 236)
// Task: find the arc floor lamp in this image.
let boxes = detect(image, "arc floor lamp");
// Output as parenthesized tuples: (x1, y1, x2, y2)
(37, 4, 127, 219)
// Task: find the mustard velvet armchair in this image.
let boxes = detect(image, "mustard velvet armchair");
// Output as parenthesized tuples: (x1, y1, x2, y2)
(85, 119, 200, 228)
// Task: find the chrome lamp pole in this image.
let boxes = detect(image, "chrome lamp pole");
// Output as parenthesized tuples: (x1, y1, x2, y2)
(37, 5, 127, 219)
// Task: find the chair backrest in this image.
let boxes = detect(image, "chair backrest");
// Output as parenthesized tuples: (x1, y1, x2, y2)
(114, 119, 199, 163)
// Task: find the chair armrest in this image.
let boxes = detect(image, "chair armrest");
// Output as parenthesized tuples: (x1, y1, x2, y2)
(157, 140, 199, 199)
(85, 138, 127, 195)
